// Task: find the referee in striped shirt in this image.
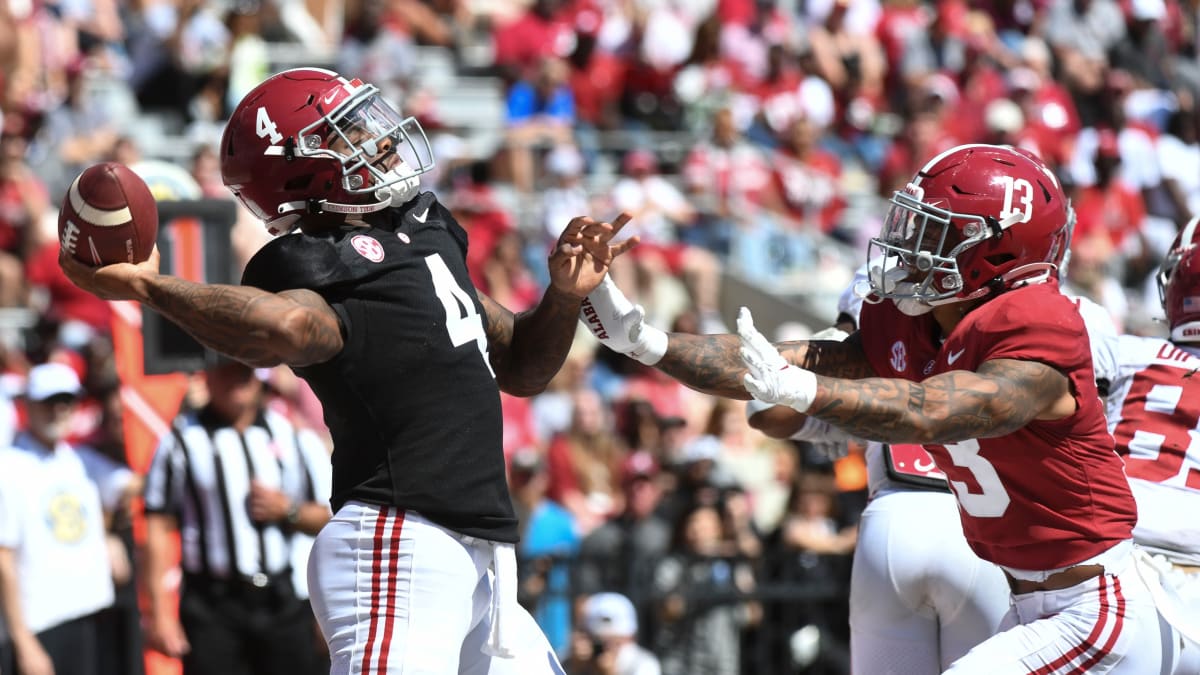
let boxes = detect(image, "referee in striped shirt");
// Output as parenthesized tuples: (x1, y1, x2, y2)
(141, 360, 331, 675)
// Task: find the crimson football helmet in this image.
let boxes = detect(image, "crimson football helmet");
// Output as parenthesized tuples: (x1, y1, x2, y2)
(1156, 215, 1200, 308)
(867, 144, 1073, 311)
(1165, 244, 1200, 343)
(220, 68, 435, 235)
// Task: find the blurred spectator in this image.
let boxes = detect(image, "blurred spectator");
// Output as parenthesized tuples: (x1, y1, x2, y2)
(779, 473, 857, 557)
(1071, 129, 1148, 253)
(610, 148, 725, 334)
(504, 56, 576, 193)
(492, 0, 575, 81)
(1045, 0, 1127, 101)
(567, 592, 662, 675)
(682, 107, 774, 271)
(190, 143, 227, 199)
(224, 0, 271, 113)
(511, 449, 580, 659)
(577, 450, 672, 595)
(0, 363, 137, 675)
(766, 115, 846, 241)
(540, 144, 591, 252)
(448, 161, 518, 290)
(35, 63, 119, 202)
(805, 0, 887, 100)
(567, 21, 627, 133)
(1109, 0, 1172, 90)
(745, 44, 836, 146)
(673, 15, 744, 134)
(1007, 51, 1082, 169)
(483, 229, 541, 312)
(653, 501, 758, 675)
(1156, 95, 1200, 224)
(0, 122, 47, 307)
(546, 388, 624, 534)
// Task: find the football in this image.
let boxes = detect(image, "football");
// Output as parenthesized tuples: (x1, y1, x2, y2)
(58, 162, 158, 266)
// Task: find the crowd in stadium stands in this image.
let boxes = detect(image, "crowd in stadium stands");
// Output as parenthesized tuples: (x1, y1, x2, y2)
(0, 0, 1197, 672)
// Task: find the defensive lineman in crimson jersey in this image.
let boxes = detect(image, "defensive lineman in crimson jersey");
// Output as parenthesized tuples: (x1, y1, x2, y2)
(581, 143, 1181, 673)
(858, 281, 1137, 569)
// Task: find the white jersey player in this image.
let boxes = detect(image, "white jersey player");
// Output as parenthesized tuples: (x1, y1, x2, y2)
(1086, 222, 1200, 674)
(748, 264, 1010, 674)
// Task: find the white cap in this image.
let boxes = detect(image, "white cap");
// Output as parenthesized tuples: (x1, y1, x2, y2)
(583, 592, 638, 638)
(25, 363, 82, 402)
(1131, 0, 1165, 20)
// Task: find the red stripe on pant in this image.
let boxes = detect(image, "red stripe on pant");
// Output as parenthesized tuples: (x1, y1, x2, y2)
(375, 511, 407, 673)
(1074, 578, 1126, 673)
(1028, 575, 1114, 675)
(361, 508, 391, 675)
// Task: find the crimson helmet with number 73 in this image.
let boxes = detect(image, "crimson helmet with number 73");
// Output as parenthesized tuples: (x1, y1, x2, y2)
(866, 144, 1073, 315)
(219, 68, 435, 235)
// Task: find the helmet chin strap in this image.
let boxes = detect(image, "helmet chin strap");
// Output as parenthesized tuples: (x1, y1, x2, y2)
(320, 195, 392, 214)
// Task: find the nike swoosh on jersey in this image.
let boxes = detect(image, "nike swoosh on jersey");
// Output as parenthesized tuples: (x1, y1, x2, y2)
(412, 207, 430, 223)
(947, 348, 966, 365)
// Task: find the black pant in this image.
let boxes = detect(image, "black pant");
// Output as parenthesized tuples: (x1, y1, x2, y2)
(179, 576, 320, 675)
(38, 613, 99, 675)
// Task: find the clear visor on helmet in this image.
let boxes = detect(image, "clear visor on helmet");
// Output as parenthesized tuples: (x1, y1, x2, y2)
(303, 87, 435, 194)
(866, 188, 968, 301)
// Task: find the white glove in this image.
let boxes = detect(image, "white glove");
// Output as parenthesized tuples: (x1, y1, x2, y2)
(580, 276, 668, 366)
(737, 307, 817, 412)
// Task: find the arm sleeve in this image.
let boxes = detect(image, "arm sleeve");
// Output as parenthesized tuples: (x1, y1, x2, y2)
(142, 434, 181, 515)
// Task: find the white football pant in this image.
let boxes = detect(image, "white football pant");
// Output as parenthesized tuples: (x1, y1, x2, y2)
(946, 552, 1179, 674)
(308, 502, 564, 674)
(849, 489, 1009, 674)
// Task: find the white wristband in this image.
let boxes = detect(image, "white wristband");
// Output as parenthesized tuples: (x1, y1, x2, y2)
(628, 323, 667, 366)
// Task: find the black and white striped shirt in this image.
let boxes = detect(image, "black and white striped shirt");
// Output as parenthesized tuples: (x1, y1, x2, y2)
(143, 406, 331, 581)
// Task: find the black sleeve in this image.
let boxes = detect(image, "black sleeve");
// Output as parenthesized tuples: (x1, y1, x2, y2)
(241, 233, 346, 292)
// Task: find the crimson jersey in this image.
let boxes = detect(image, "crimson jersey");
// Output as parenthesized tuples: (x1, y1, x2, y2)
(858, 281, 1136, 571)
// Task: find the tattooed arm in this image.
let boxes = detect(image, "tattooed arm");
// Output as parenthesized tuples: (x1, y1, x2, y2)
(656, 331, 878, 399)
(481, 213, 637, 397)
(479, 287, 582, 397)
(58, 249, 343, 368)
(806, 359, 1073, 444)
(139, 279, 343, 368)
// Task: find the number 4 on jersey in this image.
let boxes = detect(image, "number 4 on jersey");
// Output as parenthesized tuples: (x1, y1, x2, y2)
(425, 254, 495, 377)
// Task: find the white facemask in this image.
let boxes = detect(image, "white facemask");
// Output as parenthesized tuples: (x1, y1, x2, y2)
(894, 294, 935, 317)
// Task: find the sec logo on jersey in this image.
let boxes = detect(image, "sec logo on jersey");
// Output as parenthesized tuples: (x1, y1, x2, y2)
(351, 234, 385, 262)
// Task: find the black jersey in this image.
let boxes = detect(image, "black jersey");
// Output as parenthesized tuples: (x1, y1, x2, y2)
(241, 192, 517, 542)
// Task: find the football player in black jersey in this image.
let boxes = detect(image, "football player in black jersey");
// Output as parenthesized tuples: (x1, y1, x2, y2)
(60, 68, 636, 674)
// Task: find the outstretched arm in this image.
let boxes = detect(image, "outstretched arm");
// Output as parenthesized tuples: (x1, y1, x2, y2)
(482, 214, 637, 396)
(736, 309, 1074, 444)
(60, 249, 343, 368)
(805, 359, 1072, 444)
(655, 333, 876, 398)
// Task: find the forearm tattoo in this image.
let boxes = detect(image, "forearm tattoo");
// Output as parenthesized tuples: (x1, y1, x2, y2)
(807, 359, 1068, 444)
(480, 288, 580, 396)
(656, 334, 877, 399)
(143, 276, 342, 367)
